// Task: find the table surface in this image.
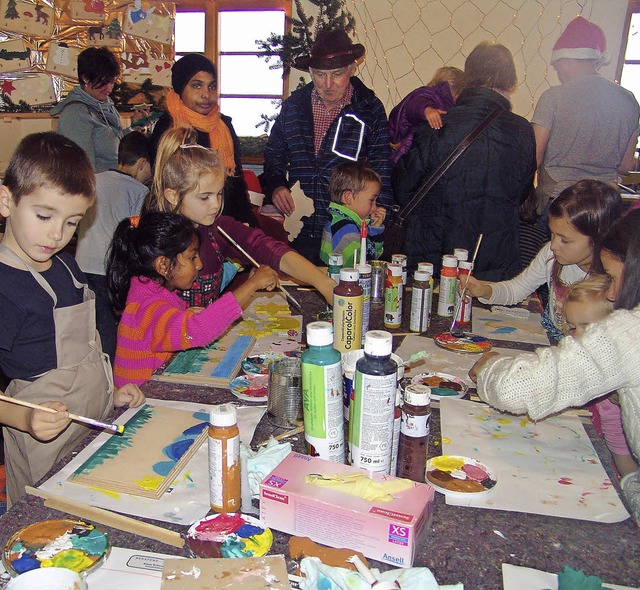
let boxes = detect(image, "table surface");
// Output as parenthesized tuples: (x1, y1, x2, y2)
(1, 286, 639, 589)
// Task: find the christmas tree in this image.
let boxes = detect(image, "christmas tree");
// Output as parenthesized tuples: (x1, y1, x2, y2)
(4, 0, 19, 20)
(106, 17, 122, 40)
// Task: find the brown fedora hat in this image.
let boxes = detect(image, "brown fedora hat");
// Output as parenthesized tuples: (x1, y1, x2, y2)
(294, 28, 365, 72)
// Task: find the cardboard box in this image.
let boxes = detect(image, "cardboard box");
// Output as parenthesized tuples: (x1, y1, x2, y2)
(259, 452, 434, 568)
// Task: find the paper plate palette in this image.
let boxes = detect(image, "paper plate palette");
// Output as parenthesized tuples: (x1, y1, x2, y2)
(433, 332, 492, 354)
(229, 374, 269, 402)
(2, 519, 110, 576)
(186, 513, 273, 559)
(426, 455, 497, 498)
(411, 372, 469, 399)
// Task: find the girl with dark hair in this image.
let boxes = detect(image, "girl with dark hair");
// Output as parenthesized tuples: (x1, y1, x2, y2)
(470, 208, 640, 525)
(107, 212, 278, 387)
(466, 179, 623, 339)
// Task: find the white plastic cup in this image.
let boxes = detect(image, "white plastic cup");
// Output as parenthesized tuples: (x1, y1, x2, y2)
(6, 567, 87, 590)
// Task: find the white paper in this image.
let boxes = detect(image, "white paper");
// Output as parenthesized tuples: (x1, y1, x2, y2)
(501, 563, 637, 590)
(39, 399, 265, 525)
(472, 308, 550, 346)
(439, 398, 629, 522)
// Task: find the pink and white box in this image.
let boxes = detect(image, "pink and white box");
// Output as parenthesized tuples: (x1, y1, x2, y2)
(259, 452, 434, 567)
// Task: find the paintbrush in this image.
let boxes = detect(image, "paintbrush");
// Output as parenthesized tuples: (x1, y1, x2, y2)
(217, 226, 303, 312)
(450, 233, 483, 336)
(0, 393, 124, 435)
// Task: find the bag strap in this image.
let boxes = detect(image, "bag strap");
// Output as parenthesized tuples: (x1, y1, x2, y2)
(394, 106, 502, 222)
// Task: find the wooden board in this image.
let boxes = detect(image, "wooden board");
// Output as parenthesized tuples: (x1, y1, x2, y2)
(153, 333, 255, 388)
(68, 404, 208, 499)
(161, 556, 291, 590)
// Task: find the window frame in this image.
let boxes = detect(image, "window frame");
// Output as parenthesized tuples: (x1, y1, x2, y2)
(616, 1, 640, 82)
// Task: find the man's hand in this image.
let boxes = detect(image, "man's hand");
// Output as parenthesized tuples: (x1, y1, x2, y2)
(272, 186, 295, 216)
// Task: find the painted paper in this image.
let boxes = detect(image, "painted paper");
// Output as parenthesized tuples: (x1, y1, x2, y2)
(0, 38, 30, 73)
(472, 307, 550, 346)
(123, 1, 172, 45)
(439, 398, 629, 522)
(0, 0, 54, 37)
(44, 42, 81, 78)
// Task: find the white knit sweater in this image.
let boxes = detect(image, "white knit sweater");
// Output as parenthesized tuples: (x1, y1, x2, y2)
(477, 306, 640, 462)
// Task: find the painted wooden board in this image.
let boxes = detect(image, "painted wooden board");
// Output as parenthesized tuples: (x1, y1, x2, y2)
(68, 404, 208, 499)
(439, 398, 629, 522)
(153, 333, 255, 388)
(283, 181, 314, 242)
(161, 556, 291, 590)
(472, 306, 550, 346)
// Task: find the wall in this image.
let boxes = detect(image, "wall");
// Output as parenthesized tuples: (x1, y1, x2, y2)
(295, 0, 629, 119)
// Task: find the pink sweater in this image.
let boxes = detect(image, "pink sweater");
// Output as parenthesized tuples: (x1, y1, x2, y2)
(114, 277, 243, 386)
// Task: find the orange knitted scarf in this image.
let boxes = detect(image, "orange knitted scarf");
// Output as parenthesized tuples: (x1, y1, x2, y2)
(165, 90, 236, 174)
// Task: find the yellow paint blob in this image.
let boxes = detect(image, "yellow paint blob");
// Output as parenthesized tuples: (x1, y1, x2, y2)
(90, 486, 121, 499)
(136, 475, 164, 490)
(496, 418, 512, 424)
(430, 455, 465, 472)
(442, 437, 451, 444)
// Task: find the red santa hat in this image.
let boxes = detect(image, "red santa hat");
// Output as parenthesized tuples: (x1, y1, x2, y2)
(551, 16, 610, 68)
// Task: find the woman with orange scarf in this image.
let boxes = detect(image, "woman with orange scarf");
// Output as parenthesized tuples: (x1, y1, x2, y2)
(150, 53, 255, 226)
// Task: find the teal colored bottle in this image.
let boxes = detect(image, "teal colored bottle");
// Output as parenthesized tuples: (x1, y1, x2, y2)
(301, 321, 345, 463)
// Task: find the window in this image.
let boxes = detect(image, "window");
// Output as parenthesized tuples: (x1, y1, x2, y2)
(175, 1, 288, 137)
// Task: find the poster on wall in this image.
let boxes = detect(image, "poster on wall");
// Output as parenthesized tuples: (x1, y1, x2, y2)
(123, 0, 172, 45)
(69, 0, 106, 20)
(0, 0, 54, 37)
(1, 72, 56, 104)
(149, 56, 171, 86)
(44, 42, 81, 78)
(0, 38, 31, 73)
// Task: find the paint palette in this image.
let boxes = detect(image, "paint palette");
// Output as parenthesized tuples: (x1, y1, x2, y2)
(229, 374, 269, 402)
(426, 455, 497, 498)
(411, 372, 469, 399)
(433, 332, 492, 354)
(2, 519, 110, 576)
(186, 513, 273, 559)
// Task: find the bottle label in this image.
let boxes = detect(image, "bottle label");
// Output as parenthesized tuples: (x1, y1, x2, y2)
(350, 371, 397, 473)
(208, 434, 239, 509)
(384, 278, 403, 327)
(437, 275, 457, 316)
(400, 411, 431, 437)
(302, 361, 345, 463)
(359, 276, 371, 342)
(410, 285, 430, 332)
(333, 294, 363, 353)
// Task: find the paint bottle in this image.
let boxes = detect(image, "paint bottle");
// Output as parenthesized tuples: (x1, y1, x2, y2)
(396, 384, 431, 482)
(410, 270, 432, 332)
(333, 268, 363, 354)
(389, 386, 402, 477)
(301, 321, 345, 463)
(349, 331, 398, 474)
(417, 262, 435, 326)
(370, 260, 386, 301)
(454, 260, 473, 330)
(391, 253, 408, 285)
(453, 248, 468, 263)
(437, 255, 458, 317)
(384, 263, 403, 329)
(208, 404, 241, 513)
(356, 263, 372, 344)
(328, 253, 343, 284)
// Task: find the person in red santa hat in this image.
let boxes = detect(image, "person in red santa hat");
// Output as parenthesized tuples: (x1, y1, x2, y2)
(532, 16, 640, 219)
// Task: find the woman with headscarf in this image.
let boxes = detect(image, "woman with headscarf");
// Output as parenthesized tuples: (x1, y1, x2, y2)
(150, 53, 255, 225)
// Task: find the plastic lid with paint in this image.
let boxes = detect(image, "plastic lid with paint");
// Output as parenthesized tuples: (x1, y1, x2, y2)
(441, 254, 457, 268)
(453, 248, 468, 262)
(387, 263, 402, 277)
(363, 330, 393, 356)
(210, 403, 237, 427)
(356, 263, 371, 275)
(328, 253, 343, 266)
(417, 262, 434, 274)
(339, 268, 359, 282)
(404, 384, 431, 405)
(306, 321, 334, 346)
(414, 271, 431, 282)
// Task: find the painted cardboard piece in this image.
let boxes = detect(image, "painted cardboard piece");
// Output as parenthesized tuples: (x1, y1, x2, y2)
(123, 0, 172, 45)
(70, 0, 107, 21)
(1, 72, 56, 104)
(120, 50, 150, 83)
(149, 57, 172, 86)
(283, 181, 314, 242)
(45, 42, 81, 78)
(68, 404, 208, 499)
(86, 21, 123, 48)
(0, 0, 54, 37)
(0, 38, 30, 73)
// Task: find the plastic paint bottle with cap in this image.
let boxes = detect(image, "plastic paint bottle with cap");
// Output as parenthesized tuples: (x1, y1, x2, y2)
(327, 253, 343, 284)
(391, 253, 408, 285)
(333, 268, 363, 354)
(410, 270, 432, 332)
(389, 386, 402, 477)
(349, 330, 398, 474)
(396, 384, 431, 482)
(454, 260, 474, 330)
(437, 254, 458, 317)
(384, 263, 403, 329)
(356, 263, 371, 344)
(208, 404, 240, 513)
(301, 321, 344, 463)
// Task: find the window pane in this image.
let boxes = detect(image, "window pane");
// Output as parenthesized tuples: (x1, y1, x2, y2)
(175, 12, 205, 54)
(220, 55, 283, 95)
(220, 97, 281, 137)
(219, 11, 285, 52)
(621, 64, 640, 108)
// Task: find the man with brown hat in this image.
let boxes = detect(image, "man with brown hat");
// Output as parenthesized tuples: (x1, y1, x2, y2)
(532, 16, 640, 213)
(263, 28, 391, 264)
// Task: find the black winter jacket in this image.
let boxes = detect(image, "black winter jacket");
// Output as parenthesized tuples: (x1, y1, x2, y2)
(392, 87, 536, 280)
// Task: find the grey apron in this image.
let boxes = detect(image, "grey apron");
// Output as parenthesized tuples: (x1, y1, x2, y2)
(0, 245, 113, 506)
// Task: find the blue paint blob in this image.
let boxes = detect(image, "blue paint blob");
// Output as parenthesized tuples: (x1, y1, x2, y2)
(184, 422, 208, 436)
(318, 575, 334, 590)
(491, 327, 516, 334)
(235, 523, 264, 538)
(163, 438, 195, 461)
(12, 555, 41, 573)
(153, 460, 175, 476)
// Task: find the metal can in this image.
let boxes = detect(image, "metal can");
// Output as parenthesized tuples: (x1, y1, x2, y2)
(370, 260, 386, 301)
